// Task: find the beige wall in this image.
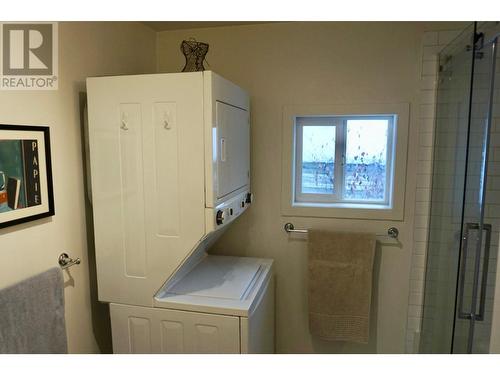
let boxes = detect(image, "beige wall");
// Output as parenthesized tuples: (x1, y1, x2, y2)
(157, 21, 463, 353)
(0, 22, 156, 353)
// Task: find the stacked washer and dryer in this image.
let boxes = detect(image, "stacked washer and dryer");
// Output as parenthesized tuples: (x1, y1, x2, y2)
(86, 71, 274, 353)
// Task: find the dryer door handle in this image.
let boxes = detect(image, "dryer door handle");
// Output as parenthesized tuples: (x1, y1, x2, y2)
(220, 137, 226, 162)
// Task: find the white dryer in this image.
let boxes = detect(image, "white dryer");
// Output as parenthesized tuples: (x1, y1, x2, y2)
(86, 71, 274, 353)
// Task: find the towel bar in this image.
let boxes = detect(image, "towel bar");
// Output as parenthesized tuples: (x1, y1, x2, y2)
(58, 253, 81, 270)
(284, 222, 399, 241)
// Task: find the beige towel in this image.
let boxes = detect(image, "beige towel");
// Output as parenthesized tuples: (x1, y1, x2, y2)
(308, 230, 376, 344)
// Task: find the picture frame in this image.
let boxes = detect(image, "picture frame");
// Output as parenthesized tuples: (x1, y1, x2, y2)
(0, 124, 55, 229)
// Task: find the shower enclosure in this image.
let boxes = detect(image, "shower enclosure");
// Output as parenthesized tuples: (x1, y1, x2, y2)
(420, 22, 500, 354)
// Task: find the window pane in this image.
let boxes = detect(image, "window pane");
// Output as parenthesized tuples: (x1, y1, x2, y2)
(301, 125, 335, 194)
(344, 119, 389, 201)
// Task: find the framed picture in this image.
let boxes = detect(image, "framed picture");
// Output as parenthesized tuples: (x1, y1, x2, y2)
(0, 124, 54, 229)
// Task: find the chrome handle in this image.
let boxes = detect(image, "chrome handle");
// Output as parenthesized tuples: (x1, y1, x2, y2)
(0, 171, 5, 190)
(458, 223, 472, 319)
(477, 223, 492, 321)
(220, 138, 226, 162)
(457, 223, 492, 321)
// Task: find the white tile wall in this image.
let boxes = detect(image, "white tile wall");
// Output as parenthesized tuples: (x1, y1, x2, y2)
(405, 29, 461, 353)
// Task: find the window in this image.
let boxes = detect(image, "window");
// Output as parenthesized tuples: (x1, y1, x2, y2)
(294, 115, 396, 208)
(282, 103, 409, 220)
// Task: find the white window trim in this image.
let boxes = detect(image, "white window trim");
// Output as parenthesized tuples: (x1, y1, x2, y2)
(281, 103, 410, 221)
(294, 115, 396, 207)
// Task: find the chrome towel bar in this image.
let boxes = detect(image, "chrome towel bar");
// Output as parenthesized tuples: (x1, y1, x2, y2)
(58, 253, 81, 270)
(284, 222, 399, 240)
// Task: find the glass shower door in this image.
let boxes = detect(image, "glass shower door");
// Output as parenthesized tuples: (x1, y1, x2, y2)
(452, 32, 497, 354)
(420, 23, 499, 354)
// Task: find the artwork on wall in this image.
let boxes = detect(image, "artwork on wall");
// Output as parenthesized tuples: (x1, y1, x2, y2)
(0, 125, 54, 229)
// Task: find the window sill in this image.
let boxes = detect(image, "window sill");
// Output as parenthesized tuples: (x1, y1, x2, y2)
(282, 200, 403, 221)
(293, 201, 392, 210)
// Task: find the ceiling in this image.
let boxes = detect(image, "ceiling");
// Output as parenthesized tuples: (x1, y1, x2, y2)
(143, 21, 273, 32)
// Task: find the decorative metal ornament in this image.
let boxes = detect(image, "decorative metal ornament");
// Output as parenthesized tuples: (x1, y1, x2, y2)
(180, 39, 209, 72)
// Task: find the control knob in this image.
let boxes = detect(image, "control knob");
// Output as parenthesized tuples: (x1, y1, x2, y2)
(216, 209, 227, 225)
(245, 193, 253, 204)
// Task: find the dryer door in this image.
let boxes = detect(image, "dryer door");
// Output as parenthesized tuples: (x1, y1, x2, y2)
(215, 101, 250, 201)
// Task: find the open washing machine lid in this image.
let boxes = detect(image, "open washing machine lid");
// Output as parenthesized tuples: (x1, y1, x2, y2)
(166, 255, 262, 300)
(154, 255, 273, 317)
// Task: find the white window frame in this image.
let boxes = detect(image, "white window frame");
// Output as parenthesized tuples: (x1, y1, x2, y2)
(281, 103, 409, 221)
(294, 115, 396, 207)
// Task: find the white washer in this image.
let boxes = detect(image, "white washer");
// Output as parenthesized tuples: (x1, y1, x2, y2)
(109, 255, 274, 353)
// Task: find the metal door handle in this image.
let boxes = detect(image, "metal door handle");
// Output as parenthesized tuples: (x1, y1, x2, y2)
(458, 223, 472, 320)
(476, 223, 492, 321)
(457, 222, 492, 321)
(220, 138, 226, 162)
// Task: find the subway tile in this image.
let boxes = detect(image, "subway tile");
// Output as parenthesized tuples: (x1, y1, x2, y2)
(409, 292, 424, 307)
(418, 146, 433, 161)
(415, 201, 431, 215)
(405, 341, 414, 354)
(410, 268, 425, 282)
(413, 241, 428, 255)
(417, 160, 433, 175)
(490, 134, 500, 149)
(493, 117, 500, 133)
(407, 316, 422, 331)
(411, 254, 426, 269)
(419, 132, 434, 147)
(416, 188, 431, 202)
(485, 191, 500, 204)
(422, 60, 438, 77)
(486, 204, 500, 218)
(420, 76, 437, 90)
(408, 304, 423, 318)
(410, 279, 425, 294)
(423, 45, 442, 61)
(420, 104, 436, 119)
(414, 214, 430, 229)
(414, 228, 429, 242)
(416, 175, 432, 189)
(488, 176, 500, 191)
(420, 90, 437, 104)
(420, 118, 435, 133)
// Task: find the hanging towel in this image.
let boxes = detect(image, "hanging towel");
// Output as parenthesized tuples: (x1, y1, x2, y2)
(308, 230, 376, 344)
(0, 267, 68, 353)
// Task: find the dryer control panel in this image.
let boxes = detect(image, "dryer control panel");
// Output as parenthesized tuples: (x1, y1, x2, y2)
(209, 191, 251, 231)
